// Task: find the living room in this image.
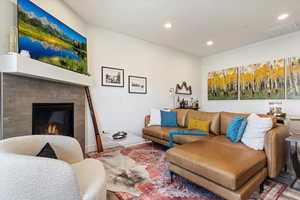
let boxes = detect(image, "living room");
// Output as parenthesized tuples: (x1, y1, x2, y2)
(0, 0, 300, 200)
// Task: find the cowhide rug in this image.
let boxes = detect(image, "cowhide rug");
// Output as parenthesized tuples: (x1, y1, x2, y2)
(97, 150, 149, 196)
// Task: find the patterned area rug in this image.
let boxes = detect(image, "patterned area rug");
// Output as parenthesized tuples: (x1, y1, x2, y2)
(88, 143, 288, 200)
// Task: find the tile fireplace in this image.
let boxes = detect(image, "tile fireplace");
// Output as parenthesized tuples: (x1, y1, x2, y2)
(32, 103, 74, 137)
(2, 74, 86, 151)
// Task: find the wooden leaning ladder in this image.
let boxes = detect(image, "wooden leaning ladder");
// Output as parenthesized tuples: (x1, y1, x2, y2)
(85, 87, 104, 153)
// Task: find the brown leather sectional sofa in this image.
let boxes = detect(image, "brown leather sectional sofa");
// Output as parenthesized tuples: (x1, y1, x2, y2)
(143, 109, 289, 200)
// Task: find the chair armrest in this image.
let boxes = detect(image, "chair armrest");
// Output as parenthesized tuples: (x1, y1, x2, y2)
(145, 115, 150, 127)
(0, 135, 84, 164)
(264, 124, 289, 178)
(0, 153, 81, 200)
(47, 136, 84, 164)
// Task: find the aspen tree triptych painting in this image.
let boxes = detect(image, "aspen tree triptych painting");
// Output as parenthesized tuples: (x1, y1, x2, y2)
(208, 57, 300, 100)
(208, 68, 238, 100)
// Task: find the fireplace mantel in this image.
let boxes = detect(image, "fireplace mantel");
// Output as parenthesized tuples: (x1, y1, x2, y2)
(0, 54, 94, 86)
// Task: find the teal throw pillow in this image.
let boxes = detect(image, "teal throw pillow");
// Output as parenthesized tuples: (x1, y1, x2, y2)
(226, 116, 245, 142)
(233, 118, 248, 143)
(161, 111, 178, 127)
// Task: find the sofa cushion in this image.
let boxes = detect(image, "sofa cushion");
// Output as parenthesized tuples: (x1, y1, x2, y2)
(220, 112, 276, 135)
(166, 136, 266, 190)
(143, 126, 180, 140)
(163, 134, 213, 145)
(185, 110, 220, 135)
(172, 109, 189, 127)
(143, 126, 212, 144)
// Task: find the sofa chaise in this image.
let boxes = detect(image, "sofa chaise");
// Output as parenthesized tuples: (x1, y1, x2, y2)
(143, 109, 289, 200)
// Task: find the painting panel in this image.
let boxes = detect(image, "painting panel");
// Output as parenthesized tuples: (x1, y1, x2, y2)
(240, 60, 285, 100)
(287, 57, 300, 99)
(208, 67, 238, 100)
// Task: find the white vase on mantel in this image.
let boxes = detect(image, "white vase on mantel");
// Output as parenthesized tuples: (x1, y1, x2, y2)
(8, 26, 18, 55)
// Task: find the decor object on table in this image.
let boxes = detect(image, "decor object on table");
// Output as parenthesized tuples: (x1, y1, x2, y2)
(128, 76, 147, 94)
(286, 117, 300, 135)
(112, 131, 127, 140)
(241, 114, 273, 150)
(287, 57, 300, 99)
(102, 66, 124, 87)
(240, 59, 285, 100)
(160, 110, 178, 127)
(267, 101, 286, 124)
(286, 135, 300, 191)
(177, 97, 199, 110)
(169, 88, 176, 108)
(268, 101, 283, 115)
(179, 98, 188, 108)
(20, 50, 30, 57)
(208, 67, 238, 100)
(90, 143, 289, 200)
(85, 87, 104, 153)
(0, 135, 106, 200)
(192, 98, 199, 109)
(175, 81, 192, 95)
(18, 0, 88, 75)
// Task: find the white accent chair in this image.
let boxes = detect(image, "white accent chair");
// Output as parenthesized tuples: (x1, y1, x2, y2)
(0, 135, 106, 200)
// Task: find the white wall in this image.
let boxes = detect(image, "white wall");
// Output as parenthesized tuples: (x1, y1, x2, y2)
(200, 31, 300, 116)
(86, 26, 202, 151)
(0, 0, 16, 54)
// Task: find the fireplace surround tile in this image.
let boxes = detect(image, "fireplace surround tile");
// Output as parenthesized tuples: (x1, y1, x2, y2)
(2, 74, 86, 150)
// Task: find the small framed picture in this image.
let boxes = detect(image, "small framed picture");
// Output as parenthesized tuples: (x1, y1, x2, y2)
(128, 76, 147, 94)
(101, 66, 124, 87)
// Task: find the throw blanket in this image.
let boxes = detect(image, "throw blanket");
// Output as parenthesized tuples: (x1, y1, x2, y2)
(168, 130, 208, 147)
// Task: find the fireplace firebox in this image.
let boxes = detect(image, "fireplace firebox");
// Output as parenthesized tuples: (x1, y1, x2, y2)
(32, 103, 74, 137)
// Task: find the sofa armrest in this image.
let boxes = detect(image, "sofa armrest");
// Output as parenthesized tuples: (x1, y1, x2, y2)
(0, 153, 81, 200)
(145, 115, 150, 127)
(264, 124, 289, 178)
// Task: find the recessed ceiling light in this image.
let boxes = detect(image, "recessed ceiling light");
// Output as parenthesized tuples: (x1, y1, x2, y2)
(277, 14, 289, 21)
(206, 40, 214, 46)
(164, 22, 172, 29)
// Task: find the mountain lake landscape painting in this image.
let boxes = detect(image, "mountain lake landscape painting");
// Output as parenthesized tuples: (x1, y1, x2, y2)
(18, 0, 88, 75)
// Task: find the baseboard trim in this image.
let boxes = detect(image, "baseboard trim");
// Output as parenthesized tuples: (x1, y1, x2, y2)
(85, 143, 121, 153)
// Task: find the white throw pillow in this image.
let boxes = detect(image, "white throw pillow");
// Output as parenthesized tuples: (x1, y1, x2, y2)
(148, 109, 161, 126)
(241, 113, 273, 150)
(148, 108, 170, 126)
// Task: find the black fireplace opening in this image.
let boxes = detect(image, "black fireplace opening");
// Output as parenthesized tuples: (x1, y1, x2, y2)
(32, 103, 74, 137)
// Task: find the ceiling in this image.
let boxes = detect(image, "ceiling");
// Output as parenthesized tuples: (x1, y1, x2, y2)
(63, 0, 300, 57)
